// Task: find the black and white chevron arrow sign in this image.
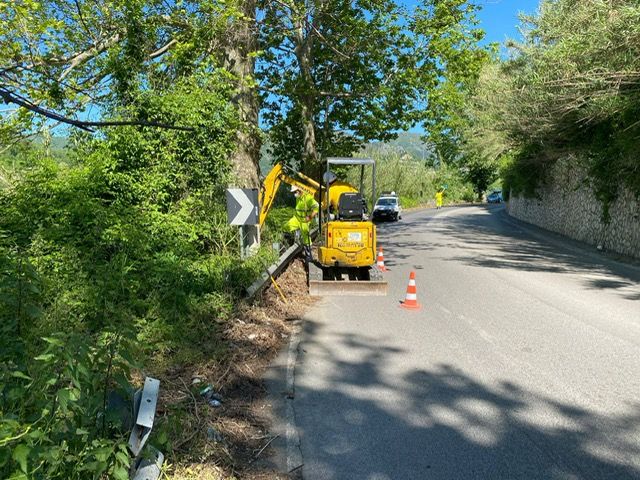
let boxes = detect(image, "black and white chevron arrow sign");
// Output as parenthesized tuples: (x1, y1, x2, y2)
(226, 188, 259, 225)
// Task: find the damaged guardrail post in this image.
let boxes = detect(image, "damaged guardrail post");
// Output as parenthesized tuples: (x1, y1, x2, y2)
(128, 377, 163, 480)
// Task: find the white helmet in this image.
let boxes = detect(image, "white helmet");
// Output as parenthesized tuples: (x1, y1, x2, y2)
(323, 171, 337, 185)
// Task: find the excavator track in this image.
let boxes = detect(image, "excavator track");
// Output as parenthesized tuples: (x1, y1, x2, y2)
(308, 262, 387, 297)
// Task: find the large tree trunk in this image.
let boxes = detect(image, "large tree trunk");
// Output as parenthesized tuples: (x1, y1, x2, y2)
(224, 0, 260, 188)
(295, 17, 320, 176)
(300, 90, 319, 175)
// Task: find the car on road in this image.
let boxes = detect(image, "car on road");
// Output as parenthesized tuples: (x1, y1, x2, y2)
(373, 193, 402, 221)
(487, 190, 503, 203)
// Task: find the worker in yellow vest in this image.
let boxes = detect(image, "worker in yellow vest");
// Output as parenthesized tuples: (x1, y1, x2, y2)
(285, 185, 319, 260)
(435, 188, 444, 209)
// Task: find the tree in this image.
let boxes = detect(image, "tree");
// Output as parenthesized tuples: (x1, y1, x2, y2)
(463, 156, 498, 199)
(258, 0, 488, 174)
(453, 0, 640, 203)
(223, 0, 262, 188)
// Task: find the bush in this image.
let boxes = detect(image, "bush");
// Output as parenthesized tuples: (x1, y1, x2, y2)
(0, 331, 134, 479)
(459, 1, 640, 211)
(0, 73, 273, 479)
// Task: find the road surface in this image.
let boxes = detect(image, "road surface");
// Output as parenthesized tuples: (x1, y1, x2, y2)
(270, 205, 640, 479)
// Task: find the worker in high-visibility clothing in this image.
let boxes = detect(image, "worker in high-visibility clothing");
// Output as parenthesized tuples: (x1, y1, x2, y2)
(284, 184, 319, 260)
(435, 188, 444, 209)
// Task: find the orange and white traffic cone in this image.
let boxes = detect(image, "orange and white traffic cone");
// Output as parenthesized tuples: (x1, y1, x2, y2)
(376, 247, 387, 272)
(400, 271, 421, 309)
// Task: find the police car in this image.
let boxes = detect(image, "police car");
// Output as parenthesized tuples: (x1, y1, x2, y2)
(372, 192, 402, 222)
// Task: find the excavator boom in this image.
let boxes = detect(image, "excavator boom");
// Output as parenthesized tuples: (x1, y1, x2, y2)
(259, 163, 320, 227)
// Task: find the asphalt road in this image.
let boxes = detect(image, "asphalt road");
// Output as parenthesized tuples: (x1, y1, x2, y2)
(290, 205, 640, 480)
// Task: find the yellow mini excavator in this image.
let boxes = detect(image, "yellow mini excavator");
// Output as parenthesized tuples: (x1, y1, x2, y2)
(259, 157, 387, 296)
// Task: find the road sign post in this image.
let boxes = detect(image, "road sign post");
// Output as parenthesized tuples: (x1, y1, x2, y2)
(239, 224, 260, 259)
(226, 188, 260, 258)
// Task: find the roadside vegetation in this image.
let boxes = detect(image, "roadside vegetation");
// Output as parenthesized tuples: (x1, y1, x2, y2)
(346, 151, 477, 208)
(438, 0, 640, 219)
(0, 79, 280, 479)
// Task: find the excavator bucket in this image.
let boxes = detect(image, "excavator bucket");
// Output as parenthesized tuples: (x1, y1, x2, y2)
(308, 263, 388, 297)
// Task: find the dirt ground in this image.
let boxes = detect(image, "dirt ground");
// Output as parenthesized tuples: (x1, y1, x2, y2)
(155, 258, 314, 480)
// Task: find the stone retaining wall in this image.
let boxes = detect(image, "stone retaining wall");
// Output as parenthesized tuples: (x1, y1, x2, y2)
(507, 156, 640, 259)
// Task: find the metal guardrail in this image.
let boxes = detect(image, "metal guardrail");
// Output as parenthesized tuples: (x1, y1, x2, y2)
(245, 243, 303, 299)
(245, 227, 319, 299)
(127, 377, 163, 480)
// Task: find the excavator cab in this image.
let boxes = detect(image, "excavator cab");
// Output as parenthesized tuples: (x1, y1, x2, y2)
(337, 192, 366, 220)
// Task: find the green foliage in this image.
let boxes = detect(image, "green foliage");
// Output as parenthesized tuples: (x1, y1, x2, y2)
(260, 0, 489, 172)
(455, 0, 640, 213)
(262, 206, 296, 246)
(342, 152, 475, 207)
(462, 156, 499, 200)
(420, 1, 494, 163)
(0, 74, 272, 478)
(500, 145, 547, 200)
(1, 134, 75, 197)
(0, 0, 237, 137)
(433, 163, 475, 203)
(0, 331, 134, 479)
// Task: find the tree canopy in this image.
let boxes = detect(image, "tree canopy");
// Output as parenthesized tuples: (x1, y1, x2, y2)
(259, 0, 488, 173)
(448, 0, 640, 207)
(0, 0, 235, 138)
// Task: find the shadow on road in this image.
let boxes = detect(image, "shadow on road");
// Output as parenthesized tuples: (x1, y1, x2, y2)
(378, 205, 640, 301)
(295, 320, 640, 479)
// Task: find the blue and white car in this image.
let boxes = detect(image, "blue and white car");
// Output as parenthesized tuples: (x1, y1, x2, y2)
(487, 191, 503, 204)
(373, 194, 402, 221)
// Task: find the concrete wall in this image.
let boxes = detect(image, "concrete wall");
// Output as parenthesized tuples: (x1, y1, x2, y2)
(507, 156, 640, 259)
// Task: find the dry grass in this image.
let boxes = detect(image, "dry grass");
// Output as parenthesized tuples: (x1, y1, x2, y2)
(148, 259, 314, 479)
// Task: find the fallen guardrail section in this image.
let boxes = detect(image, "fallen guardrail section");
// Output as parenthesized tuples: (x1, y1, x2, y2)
(128, 377, 163, 480)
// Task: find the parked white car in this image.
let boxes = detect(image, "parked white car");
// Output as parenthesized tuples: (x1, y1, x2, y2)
(373, 193, 402, 222)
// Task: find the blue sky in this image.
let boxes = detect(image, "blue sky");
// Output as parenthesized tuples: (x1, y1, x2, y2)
(475, 0, 541, 46)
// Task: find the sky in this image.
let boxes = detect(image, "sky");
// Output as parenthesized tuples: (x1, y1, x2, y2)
(475, 0, 541, 46)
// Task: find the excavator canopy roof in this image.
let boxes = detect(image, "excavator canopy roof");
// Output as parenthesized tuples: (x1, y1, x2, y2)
(326, 157, 375, 166)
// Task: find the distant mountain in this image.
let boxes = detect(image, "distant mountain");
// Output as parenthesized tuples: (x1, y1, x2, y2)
(259, 132, 435, 173)
(364, 132, 435, 162)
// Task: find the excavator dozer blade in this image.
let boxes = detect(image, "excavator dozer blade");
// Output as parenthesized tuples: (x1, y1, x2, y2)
(308, 279, 388, 296)
(308, 263, 388, 297)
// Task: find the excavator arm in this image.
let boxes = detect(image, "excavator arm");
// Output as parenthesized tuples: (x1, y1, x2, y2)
(259, 163, 322, 226)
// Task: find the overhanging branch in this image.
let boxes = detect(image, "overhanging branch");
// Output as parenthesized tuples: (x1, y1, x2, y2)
(0, 87, 194, 132)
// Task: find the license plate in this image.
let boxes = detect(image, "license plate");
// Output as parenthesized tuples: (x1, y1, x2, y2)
(347, 232, 362, 242)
